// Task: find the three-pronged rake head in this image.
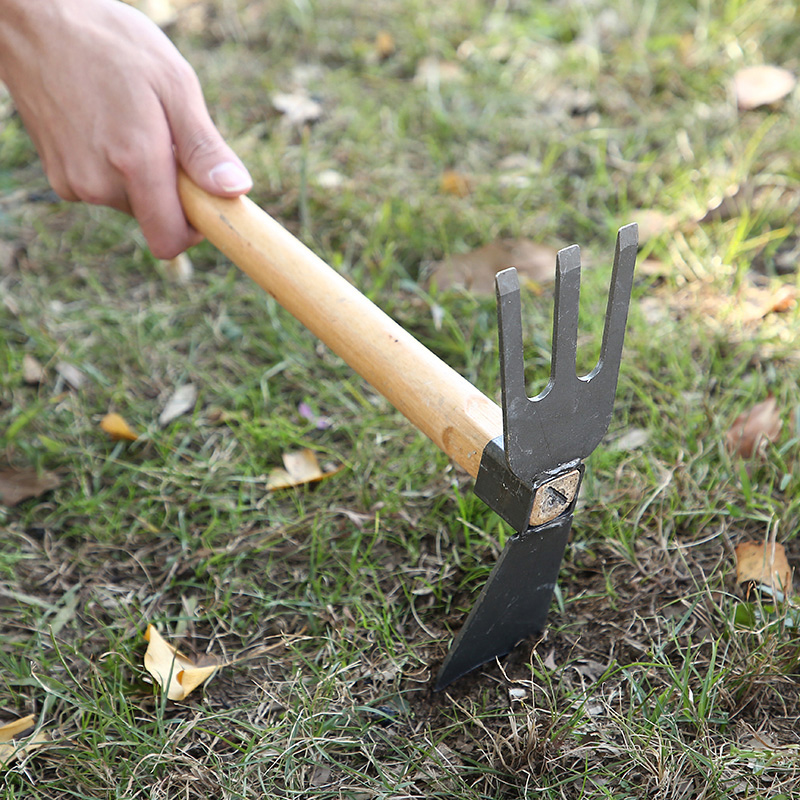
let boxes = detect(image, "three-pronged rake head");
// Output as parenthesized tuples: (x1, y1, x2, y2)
(436, 224, 637, 690)
(473, 224, 638, 535)
(498, 222, 638, 486)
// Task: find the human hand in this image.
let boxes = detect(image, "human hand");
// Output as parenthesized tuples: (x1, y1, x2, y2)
(0, 0, 252, 258)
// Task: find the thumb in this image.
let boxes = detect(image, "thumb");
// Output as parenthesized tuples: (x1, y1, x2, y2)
(169, 98, 252, 197)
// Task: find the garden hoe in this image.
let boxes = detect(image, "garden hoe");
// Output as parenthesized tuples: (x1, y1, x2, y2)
(177, 173, 637, 690)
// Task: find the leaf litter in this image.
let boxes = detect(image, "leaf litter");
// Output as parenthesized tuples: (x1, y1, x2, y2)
(430, 239, 560, 295)
(143, 624, 218, 701)
(22, 354, 45, 385)
(0, 466, 60, 507)
(726, 396, 783, 459)
(0, 715, 47, 769)
(100, 412, 139, 442)
(735, 541, 792, 597)
(54, 362, 86, 390)
(267, 448, 343, 490)
(733, 65, 796, 110)
(158, 383, 197, 426)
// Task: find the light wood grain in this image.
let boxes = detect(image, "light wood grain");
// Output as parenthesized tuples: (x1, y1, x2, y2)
(178, 174, 503, 478)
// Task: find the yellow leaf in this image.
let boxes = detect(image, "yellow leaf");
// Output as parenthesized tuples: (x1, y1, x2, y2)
(0, 716, 35, 742)
(143, 624, 217, 701)
(100, 412, 138, 442)
(0, 715, 46, 769)
(375, 30, 395, 59)
(440, 170, 472, 198)
(267, 448, 342, 490)
(735, 541, 793, 596)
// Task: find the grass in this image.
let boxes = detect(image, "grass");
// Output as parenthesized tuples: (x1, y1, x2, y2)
(1, 0, 800, 797)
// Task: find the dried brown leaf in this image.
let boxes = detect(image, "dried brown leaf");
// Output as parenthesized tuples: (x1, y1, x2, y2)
(726, 396, 783, 458)
(163, 252, 193, 283)
(697, 182, 751, 224)
(272, 91, 323, 126)
(738, 285, 797, 324)
(734, 65, 796, 110)
(159, 384, 197, 426)
(414, 57, 465, 87)
(100, 412, 138, 442)
(735, 541, 792, 595)
(0, 715, 46, 769)
(0, 716, 35, 742)
(143, 624, 218, 701)
(22, 354, 45, 385)
(430, 238, 560, 295)
(0, 467, 60, 507)
(55, 361, 86, 390)
(267, 448, 343, 490)
(631, 209, 678, 243)
(611, 427, 650, 452)
(0, 237, 25, 273)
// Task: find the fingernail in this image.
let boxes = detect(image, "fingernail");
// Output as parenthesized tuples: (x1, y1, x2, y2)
(209, 161, 253, 193)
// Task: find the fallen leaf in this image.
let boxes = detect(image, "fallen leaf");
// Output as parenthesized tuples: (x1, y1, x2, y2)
(22, 354, 45, 385)
(310, 764, 332, 787)
(696, 182, 752, 224)
(734, 65, 796, 110)
(0, 715, 47, 769)
(632, 209, 678, 243)
(0, 467, 60, 507)
(440, 170, 472, 198)
(735, 541, 792, 596)
(267, 448, 342, 490)
(163, 252, 193, 283)
(55, 361, 86, 390)
(430, 239, 560, 295)
(316, 169, 346, 189)
(0, 237, 25, 273)
(726, 396, 783, 458)
(611, 427, 650, 451)
(100, 412, 138, 442)
(414, 57, 465, 87)
(143, 624, 217, 701)
(636, 257, 670, 278)
(375, 30, 395, 59)
(0, 716, 35, 741)
(272, 91, 323, 126)
(158, 384, 197, 426)
(737, 284, 797, 323)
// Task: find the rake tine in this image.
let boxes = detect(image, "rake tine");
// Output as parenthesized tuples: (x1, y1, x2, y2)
(550, 244, 582, 390)
(496, 268, 527, 415)
(591, 223, 638, 381)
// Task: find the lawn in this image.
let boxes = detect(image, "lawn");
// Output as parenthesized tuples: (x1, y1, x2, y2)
(1, 0, 799, 797)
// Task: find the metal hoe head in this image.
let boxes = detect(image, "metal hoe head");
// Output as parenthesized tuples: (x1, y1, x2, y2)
(436, 224, 638, 690)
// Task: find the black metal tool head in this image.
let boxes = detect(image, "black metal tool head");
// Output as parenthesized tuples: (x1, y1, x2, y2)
(498, 223, 638, 486)
(474, 224, 638, 533)
(438, 225, 637, 690)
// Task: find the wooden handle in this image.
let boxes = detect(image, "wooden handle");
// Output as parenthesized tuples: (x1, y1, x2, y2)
(178, 173, 502, 478)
